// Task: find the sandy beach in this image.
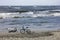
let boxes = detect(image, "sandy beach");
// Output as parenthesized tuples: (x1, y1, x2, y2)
(0, 30, 60, 40)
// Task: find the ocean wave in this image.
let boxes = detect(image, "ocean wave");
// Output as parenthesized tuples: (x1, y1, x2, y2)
(0, 12, 20, 18)
(0, 11, 60, 19)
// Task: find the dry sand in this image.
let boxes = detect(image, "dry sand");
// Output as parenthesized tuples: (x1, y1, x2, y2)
(0, 31, 60, 40)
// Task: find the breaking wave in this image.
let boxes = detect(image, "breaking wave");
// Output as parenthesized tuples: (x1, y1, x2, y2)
(0, 11, 60, 19)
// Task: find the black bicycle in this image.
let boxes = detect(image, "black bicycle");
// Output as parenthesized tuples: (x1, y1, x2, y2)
(20, 26, 31, 34)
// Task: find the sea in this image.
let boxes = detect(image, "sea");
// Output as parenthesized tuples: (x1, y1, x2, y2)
(0, 6, 60, 32)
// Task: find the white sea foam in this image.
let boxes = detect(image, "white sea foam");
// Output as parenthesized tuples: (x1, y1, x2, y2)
(0, 11, 60, 18)
(0, 12, 20, 18)
(50, 13, 60, 16)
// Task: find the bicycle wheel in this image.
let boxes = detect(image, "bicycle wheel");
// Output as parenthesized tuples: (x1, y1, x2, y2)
(20, 29, 25, 34)
(26, 29, 31, 34)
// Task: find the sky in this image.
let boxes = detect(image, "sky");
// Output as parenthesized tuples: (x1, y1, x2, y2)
(0, 0, 60, 6)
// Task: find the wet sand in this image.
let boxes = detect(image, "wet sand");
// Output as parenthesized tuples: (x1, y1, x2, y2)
(0, 30, 60, 40)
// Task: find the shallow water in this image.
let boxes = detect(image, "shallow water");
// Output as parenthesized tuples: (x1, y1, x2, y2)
(0, 16, 60, 32)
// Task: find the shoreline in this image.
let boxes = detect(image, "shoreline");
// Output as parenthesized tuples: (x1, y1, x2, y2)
(0, 29, 60, 40)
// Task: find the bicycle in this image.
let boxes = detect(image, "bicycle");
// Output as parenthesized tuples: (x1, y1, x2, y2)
(20, 26, 31, 34)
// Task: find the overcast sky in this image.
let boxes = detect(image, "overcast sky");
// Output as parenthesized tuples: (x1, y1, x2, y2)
(0, 0, 60, 6)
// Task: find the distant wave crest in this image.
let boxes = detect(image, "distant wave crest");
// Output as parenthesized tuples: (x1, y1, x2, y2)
(0, 11, 60, 19)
